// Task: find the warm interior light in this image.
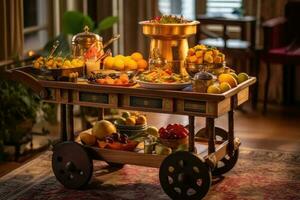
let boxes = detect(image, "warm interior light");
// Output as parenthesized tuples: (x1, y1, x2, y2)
(28, 50, 36, 57)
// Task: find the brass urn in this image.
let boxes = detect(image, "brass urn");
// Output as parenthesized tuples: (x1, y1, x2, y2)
(71, 26, 104, 57)
(139, 21, 199, 75)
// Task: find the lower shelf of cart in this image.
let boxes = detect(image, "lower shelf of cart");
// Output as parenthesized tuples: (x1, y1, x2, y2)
(82, 139, 229, 168)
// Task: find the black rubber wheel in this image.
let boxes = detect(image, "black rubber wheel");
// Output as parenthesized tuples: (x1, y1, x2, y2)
(159, 151, 212, 200)
(212, 148, 239, 176)
(52, 142, 93, 189)
(196, 127, 239, 176)
(196, 127, 228, 141)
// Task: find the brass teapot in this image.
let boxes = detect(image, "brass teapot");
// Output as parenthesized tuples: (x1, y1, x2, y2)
(71, 26, 104, 58)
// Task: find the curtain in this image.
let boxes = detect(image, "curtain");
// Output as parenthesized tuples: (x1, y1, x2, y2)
(0, 0, 24, 61)
(122, 0, 158, 57)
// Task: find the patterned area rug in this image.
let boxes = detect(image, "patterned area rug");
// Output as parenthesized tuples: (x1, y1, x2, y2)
(0, 148, 299, 200)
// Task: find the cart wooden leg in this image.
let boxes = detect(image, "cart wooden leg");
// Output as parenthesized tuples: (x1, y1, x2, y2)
(98, 108, 104, 120)
(67, 104, 74, 141)
(206, 118, 215, 153)
(60, 104, 67, 142)
(228, 109, 234, 156)
(188, 116, 195, 152)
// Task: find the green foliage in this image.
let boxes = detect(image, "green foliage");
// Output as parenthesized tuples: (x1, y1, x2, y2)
(0, 78, 40, 140)
(96, 16, 119, 34)
(42, 34, 70, 57)
(62, 11, 95, 35)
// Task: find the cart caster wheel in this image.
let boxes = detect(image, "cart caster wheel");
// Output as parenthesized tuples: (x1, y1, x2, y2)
(52, 142, 93, 189)
(196, 127, 239, 176)
(213, 148, 239, 176)
(196, 127, 228, 141)
(159, 151, 211, 200)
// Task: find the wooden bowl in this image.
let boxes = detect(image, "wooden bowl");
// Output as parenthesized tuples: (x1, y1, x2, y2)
(159, 137, 188, 149)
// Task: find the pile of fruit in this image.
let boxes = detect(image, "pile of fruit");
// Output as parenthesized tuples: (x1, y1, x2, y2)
(186, 44, 225, 65)
(159, 124, 188, 139)
(103, 52, 148, 71)
(143, 123, 189, 155)
(207, 72, 249, 94)
(79, 120, 138, 151)
(33, 56, 84, 69)
(88, 73, 133, 86)
(149, 15, 190, 24)
(138, 67, 190, 83)
(115, 111, 147, 126)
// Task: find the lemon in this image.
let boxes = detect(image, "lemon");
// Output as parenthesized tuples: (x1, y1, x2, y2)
(125, 59, 138, 70)
(237, 72, 249, 84)
(219, 82, 231, 93)
(207, 85, 221, 94)
(218, 73, 238, 88)
(113, 59, 125, 71)
(131, 52, 143, 61)
(146, 126, 159, 137)
(104, 56, 115, 69)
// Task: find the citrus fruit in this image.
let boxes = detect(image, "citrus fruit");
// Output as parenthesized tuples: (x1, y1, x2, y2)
(104, 56, 114, 69)
(218, 73, 238, 88)
(207, 85, 221, 94)
(131, 52, 143, 61)
(122, 111, 131, 119)
(113, 58, 125, 70)
(115, 117, 126, 125)
(125, 59, 138, 70)
(115, 54, 126, 61)
(188, 55, 197, 63)
(237, 72, 249, 84)
(92, 120, 116, 140)
(126, 116, 136, 126)
(136, 115, 147, 125)
(219, 82, 231, 93)
(146, 126, 159, 137)
(137, 59, 148, 70)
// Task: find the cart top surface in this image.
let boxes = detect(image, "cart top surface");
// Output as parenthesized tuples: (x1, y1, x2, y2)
(6, 66, 256, 102)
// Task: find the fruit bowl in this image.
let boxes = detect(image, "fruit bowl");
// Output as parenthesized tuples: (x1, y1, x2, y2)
(159, 137, 188, 150)
(185, 62, 225, 77)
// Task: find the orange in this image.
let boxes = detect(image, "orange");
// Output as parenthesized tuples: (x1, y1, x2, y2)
(137, 59, 148, 70)
(113, 59, 125, 71)
(103, 56, 114, 69)
(195, 50, 204, 58)
(119, 74, 129, 83)
(114, 79, 123, 85)
(131, 52, 143, 61)
(188, 48, 195, 56)
(188, 55, 197, 63)
(124, 59, 138, 70)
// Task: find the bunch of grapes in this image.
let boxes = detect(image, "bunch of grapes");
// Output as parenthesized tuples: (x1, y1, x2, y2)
(105, 133, 129, 144)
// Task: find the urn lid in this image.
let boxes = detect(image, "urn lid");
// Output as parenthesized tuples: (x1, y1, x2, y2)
(71, 26, 102, 46)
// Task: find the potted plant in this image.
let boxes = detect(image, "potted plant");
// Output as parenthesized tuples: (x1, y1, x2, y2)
(0, 77, 40, 160)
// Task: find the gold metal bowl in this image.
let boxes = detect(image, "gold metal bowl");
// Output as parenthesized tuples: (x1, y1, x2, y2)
(185, 62, 226, 77)
(139, 21, 200, 39)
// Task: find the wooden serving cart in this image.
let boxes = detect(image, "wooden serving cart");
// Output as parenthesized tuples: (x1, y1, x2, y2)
(5, 66, 256, 200)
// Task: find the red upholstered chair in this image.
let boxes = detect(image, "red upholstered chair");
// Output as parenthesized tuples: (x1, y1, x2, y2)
(261, 0, 300, 113)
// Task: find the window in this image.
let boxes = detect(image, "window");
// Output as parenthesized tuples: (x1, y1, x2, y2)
(206, 0, 242, 16)
(23, 0, 50, 53)
(158, 0, 195, 20)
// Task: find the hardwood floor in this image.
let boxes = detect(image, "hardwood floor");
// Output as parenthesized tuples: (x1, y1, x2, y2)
(1, 103, 299, 177)
(147, 103, 300, 152)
